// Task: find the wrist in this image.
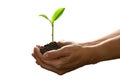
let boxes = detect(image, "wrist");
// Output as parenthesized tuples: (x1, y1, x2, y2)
(81, 40, 102, 46)
(85, 45, 103, 64)
(88, 43, 112, 64)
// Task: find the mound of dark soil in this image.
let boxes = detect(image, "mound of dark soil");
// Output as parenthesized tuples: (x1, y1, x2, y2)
(40, 42, 61, 54)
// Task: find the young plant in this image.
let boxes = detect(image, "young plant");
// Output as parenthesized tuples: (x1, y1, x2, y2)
(39, 8, 65, 42)
(39, 8, 65, 54)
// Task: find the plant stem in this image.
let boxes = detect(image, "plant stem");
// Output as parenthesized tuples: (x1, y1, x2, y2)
(52, 23, 54, 42)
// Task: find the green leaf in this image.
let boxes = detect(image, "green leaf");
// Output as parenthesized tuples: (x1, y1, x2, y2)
(51, 8, 65, 24)
(39, 14, 49, 20)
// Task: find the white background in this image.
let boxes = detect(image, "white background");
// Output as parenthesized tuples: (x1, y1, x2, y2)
(0, 0, 120, 80)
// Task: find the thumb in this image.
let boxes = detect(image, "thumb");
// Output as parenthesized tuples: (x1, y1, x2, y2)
(43, 48, 69, 60)
(57, 41, 73, 47)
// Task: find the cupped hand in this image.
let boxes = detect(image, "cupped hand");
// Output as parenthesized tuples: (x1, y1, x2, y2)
(32, 41, 95, 75)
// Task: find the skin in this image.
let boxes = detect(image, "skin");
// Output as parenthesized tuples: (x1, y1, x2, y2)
(32, 29, 120, 75)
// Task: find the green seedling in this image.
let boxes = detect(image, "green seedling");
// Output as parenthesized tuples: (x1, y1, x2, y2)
(39, 8, 65, 42)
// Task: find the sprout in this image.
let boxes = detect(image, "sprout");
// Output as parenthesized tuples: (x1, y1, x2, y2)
(39, 8, 65, 42)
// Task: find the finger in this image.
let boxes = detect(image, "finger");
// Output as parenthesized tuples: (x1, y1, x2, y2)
(34, 46, 49, 64)
(36, 45, 41, 49)
(32, 53, 35, 57)
(45, 56, 71, 70)
(34, 47, 44, 63)
(32, 52, 41, 65)
(34, 46, 70, 70)
(36, 60, 40, 65)
(34, 49, 47, 65)
(32, 53, 37, 60)
(34, 46, 51, 65)
(32, 53, 34, 57)
(34, 48, 67, 69)
(34, 51, 70, 75)
(34, 47, 43, 58)
(43, 47, 69, 60)
(35, 54, 65, 75)
(57, 41, 73, 47)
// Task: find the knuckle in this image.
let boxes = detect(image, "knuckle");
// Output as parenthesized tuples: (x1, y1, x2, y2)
(36, 61, 39, 65)
(57, 71, 65, 75)
(40, 64, 43, 68)
(39, 63, 45, 68)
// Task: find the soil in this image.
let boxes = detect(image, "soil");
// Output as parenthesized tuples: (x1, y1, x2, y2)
(40, 41, 61, 54)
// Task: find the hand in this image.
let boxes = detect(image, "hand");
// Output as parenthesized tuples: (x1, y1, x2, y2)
(32, 41, 96, 75)
(32, 29, 120, 75)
